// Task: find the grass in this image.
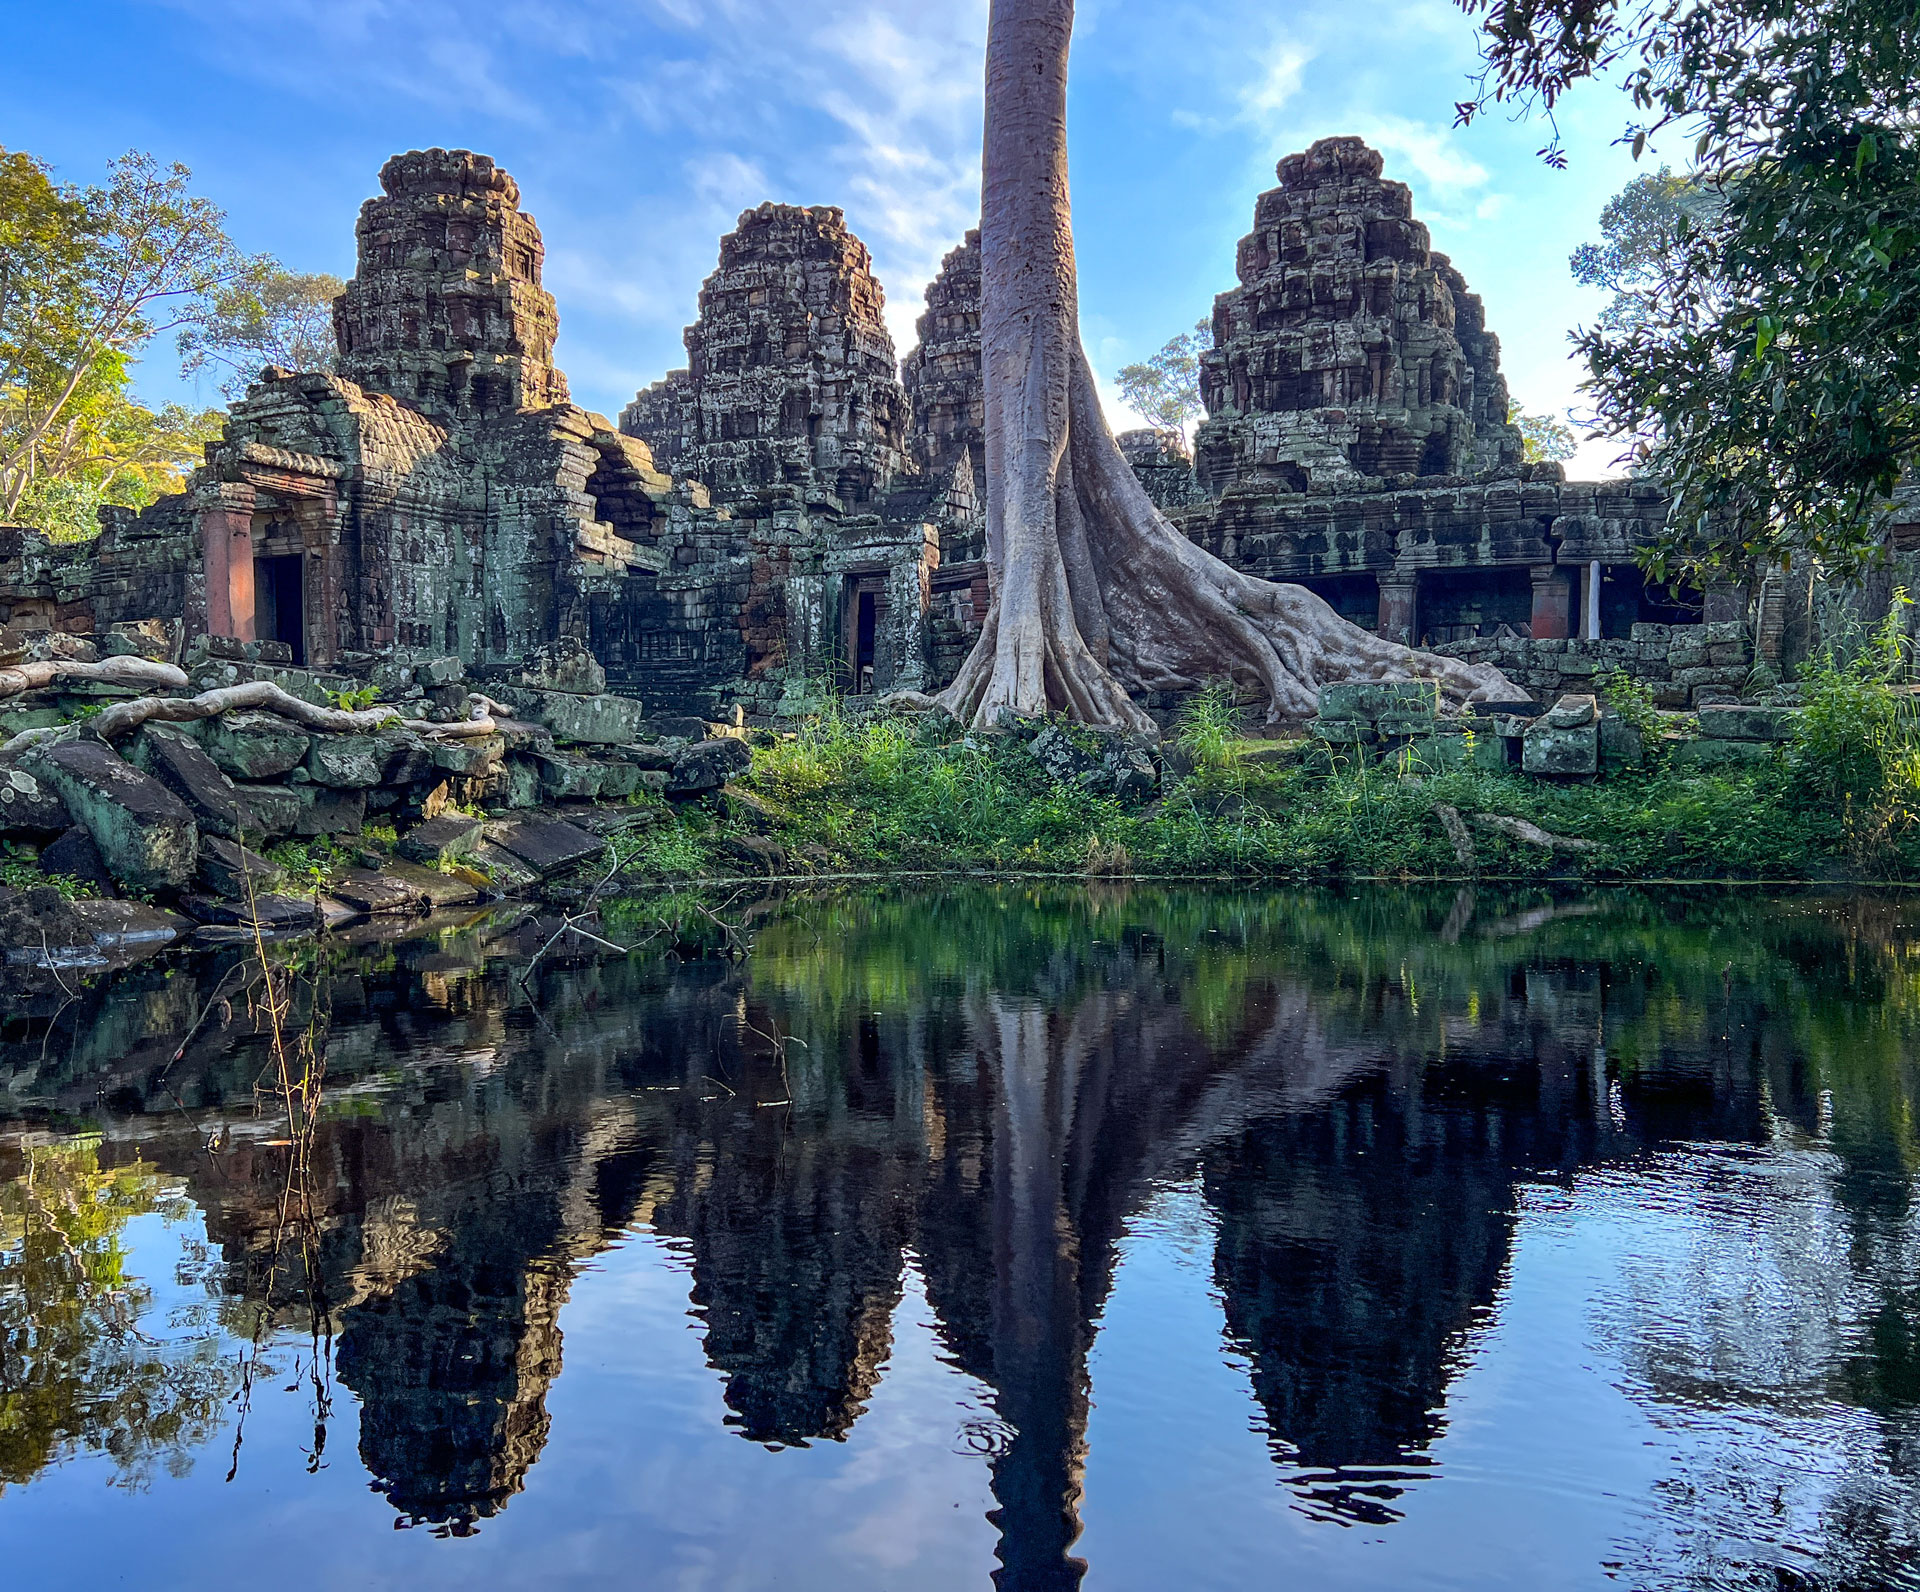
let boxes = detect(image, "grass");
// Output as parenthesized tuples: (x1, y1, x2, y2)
(579, 704, 1883, 888)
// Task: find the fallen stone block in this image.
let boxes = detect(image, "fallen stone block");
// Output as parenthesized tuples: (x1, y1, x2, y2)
(379, 857, 485, 909)
(70, 898, 191, 949)
(1543, 694, 1599, 728)
(0, 765, 70, 838)
(612, 743, 680, 772)
(1599, 716, 1644, 771)
(196, 710, 312, 780)
(1317, 680, 1441, 722)
(25, 740, 197, 893)
(518, 637, 606, 696)
(235, 783, 301, 840)
(666, 737, 754, 797)
(306, 734, 390, 789)
(1697, 705, 1798, 741)
(38, 826, 114, 894)
(497, 685, 649, 745)
(381, 732, 440, 785)
(433, 737, 505, 776)
(534, 752, 606, 802)
(647, 716, 711, 743)
(469, 840, 542, 893)
(179, 893, 315, 932)
(396, 814, 486, 868)
(130, 725, 247, 838)
(486, 816, 604, 877)
(197, 834, 285, 899)
(292, 784, 366, 837)
(595, 761, 643, 801)
(1522, 722, 1599, 776)
(415, 656, 464, 689)
(330, 868, 432, 917)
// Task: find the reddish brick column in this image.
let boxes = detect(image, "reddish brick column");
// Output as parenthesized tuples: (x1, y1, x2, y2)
(1529, 565, 1571, 640)
(199, 487, 258, 641)
(1376, 577, 1416, 646)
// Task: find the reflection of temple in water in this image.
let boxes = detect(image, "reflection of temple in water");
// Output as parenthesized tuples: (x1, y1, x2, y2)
(0, 887, 1892, 1581)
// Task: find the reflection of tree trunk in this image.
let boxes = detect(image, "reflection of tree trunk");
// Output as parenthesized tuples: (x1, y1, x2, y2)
(984, 998, 1092, 1590)
(946, 0, 1520, 728)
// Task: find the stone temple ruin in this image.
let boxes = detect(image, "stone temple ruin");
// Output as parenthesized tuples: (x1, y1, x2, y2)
(0, 136, 1770, 724)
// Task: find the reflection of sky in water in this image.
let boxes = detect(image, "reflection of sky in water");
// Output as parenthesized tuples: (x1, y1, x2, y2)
(4, 885, 1920, 1590)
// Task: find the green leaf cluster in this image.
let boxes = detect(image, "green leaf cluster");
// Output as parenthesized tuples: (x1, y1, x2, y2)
(1458, 0, 1920, 580)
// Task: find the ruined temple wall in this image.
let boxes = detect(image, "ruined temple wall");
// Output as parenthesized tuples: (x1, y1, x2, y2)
(1176, 470, 1668, 584)
(620, 204, 911, 511)
(1194, 137, 1524, 495)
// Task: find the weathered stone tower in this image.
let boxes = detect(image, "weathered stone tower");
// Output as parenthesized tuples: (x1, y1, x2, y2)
(333, 149, 569, 421)
(620, 203, 909, 508)
(901, 229, 985, 496)
(1194, 137, 1522, 495)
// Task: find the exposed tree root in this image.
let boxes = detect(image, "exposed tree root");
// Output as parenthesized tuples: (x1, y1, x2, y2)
(938, 347, 1524, 733)
(1433, 803, 1479, 871)
(1472, 813, 1599, 854)
(0, 681, 512, 756)
(0, 657, 190, 699)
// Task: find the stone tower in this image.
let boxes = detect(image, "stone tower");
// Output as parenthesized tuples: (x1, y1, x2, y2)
(619, 203, 909, 508)
(1193, 137, 1522, 495)
(333, 148, 569, 421)
(901, 230, 985, 496)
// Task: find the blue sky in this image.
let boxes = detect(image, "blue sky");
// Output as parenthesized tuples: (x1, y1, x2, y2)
(6, 0, 1656, 476)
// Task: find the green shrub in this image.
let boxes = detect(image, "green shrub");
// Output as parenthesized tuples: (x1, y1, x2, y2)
(1789, 595, 1920, 853)
(1174, 680, 1247, 781)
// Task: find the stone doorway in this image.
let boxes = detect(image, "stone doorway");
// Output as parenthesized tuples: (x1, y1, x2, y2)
(843, 572, 888, 695)
(255, 552, 306, 664)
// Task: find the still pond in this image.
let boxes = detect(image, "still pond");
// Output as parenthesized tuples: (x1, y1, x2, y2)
(2, 883, 1918, 1590)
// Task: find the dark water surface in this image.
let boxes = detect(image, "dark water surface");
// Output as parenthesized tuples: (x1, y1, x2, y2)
(3, 884, 1920, 1590)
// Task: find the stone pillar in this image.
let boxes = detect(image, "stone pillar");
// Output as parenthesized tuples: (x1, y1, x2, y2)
(1376, 576, 1416, 646)
(1584, 560, 1602, 640)
(1530, 565, 1571, 640)
(1754, 573, 1787, 663)
(198, 484, 257, 641)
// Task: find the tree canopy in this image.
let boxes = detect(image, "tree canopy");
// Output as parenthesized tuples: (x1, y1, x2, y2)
(177, 268, 343, 400)
(1115, 320, 1209, 439)
(1509, 404, 1577, 463)
(0, 147, 262, 539)
(1457, 0, 1920, 579)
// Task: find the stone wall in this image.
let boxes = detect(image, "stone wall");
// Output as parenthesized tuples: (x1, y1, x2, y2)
(1429, 621, 1753, 708)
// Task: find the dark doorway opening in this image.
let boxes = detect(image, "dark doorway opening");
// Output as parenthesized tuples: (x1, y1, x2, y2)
(1598, 564, 1702, 636)
(1418, 567, 1533, 645)
(255, 553, 305, 664)
(854, 589, 877, 694)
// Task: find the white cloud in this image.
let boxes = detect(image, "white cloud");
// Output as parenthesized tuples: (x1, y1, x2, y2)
(1357, 114, 1489, 194)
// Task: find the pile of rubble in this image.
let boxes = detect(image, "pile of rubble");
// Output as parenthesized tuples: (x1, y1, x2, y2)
(0, 624, 759, 961)
(1307, 680, 1802, 778)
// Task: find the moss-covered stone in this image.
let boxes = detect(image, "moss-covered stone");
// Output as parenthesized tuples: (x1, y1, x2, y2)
(24, 740, 197, 893)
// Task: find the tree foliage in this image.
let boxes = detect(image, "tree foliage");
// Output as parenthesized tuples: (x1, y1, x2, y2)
(1568, 168, 1722, 333)
(0, 147, 261, 534)
(1115, 319, 1210, 438)
(1456, 0, 1920, 580)
(176, 268, 344, 399)
(1509, 403, 1577, 462)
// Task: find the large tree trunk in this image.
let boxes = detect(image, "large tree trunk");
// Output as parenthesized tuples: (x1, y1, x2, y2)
(940, 0, 1521, 731)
